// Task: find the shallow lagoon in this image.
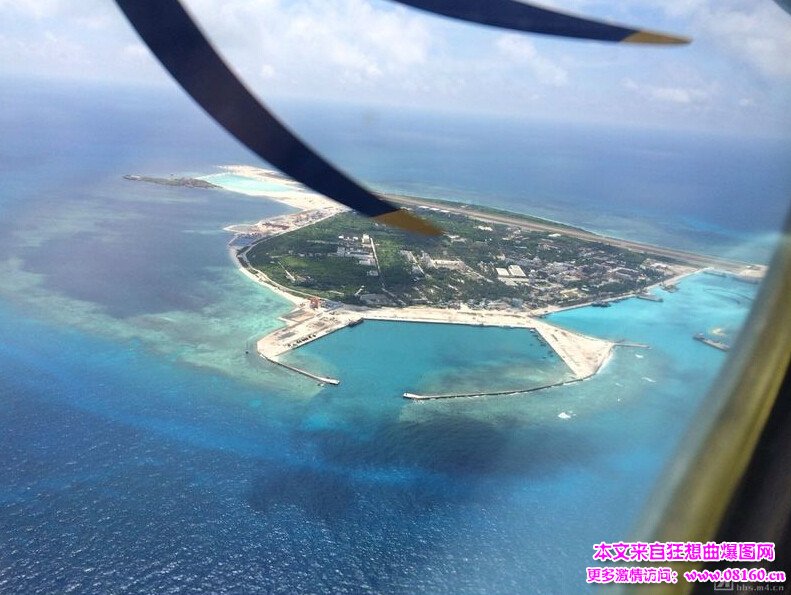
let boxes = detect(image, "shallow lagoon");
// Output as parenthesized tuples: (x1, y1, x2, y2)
(201, 172, 295, 196)
(281, 321, 574, 397)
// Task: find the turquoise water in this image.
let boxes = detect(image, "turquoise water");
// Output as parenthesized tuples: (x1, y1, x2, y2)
(0, 79, 776, 593)
(254, 273, 756, 592)
(281, 321, 574, 398)
(203, 172, 294, 195)
(0, 272, 758, 594)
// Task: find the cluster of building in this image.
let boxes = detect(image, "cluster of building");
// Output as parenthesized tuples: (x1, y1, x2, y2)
(399, 250, 470, 276)
(253, 212, 681, 313)
(411, 227, 673, 309)
(326, 223, 674, 310)
(229, 207, 345, 247)
(335, 234, 378, 276)
(482, 239, 669, 307)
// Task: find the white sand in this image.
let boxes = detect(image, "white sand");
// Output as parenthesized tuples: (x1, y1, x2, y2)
(217, 165, 337, 211)
(233, 249, 307, 307)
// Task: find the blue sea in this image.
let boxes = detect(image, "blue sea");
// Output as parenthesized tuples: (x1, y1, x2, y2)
(0, 78, 786, 594)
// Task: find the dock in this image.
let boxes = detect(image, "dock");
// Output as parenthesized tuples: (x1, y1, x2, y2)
(703, 268, 764, 285)
(693, 333, 730, 352)
(260, 354, 340, 385)
(615, 341, 651, 349)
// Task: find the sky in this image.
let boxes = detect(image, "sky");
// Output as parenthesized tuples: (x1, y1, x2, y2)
(2, 0, 791, 136)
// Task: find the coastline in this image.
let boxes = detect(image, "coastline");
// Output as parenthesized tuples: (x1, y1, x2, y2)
(218, 164, 763, 396)
(230, 234, 616, 392)
(202, 165, 338, 212)
(249, 299, 615, 392)
(529, 267, 702, 317)
(232, 247, 306, 306)
(227, 229, 615, 389)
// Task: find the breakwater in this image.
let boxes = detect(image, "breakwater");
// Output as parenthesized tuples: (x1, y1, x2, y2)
(403, 375, 586, 400)
(259, 354, 340, 385)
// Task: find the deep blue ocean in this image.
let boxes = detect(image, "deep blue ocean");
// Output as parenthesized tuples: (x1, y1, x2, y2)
(0, 78, 786, 594)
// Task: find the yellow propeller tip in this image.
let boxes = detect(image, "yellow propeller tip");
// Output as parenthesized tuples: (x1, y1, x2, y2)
(374, 209, 444, 236)
(623, 30, 691, 45)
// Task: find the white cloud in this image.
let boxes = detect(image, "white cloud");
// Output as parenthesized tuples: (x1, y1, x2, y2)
(495, 35, 569, 86)
(0, 0, 64, 19)
(539, 0, 791, 82)
(661, 0, 791, 80)
(0, 29, 89, 71)
(623, 77, 713, 105)
(0, 0, 789, 135)
(122, 43, 148, 61)
(183, 0, 432, 88)
(0, 0, 112, 24)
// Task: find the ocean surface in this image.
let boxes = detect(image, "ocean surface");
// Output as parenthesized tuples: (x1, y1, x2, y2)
(0, 78, 785, 594)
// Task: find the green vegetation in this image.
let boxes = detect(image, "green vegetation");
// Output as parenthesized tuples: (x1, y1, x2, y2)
(245, 209, 679, 309)
(123, 174, 219, 189)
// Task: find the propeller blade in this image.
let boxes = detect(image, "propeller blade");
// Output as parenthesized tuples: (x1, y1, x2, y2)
(114, 0, 442, 236)
(773, 0, 791, 16)
(390, 0, 690, 44)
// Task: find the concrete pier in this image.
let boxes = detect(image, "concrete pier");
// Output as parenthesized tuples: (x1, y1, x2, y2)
(693, 334, 730, 352)
(403, 376, 586, 400)
(615, 341, 651, 349)
(260, 354, 340, 385)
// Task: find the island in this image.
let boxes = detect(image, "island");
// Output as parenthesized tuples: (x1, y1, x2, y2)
(126, 166, 766, 398)
(123, 174, 220, 189)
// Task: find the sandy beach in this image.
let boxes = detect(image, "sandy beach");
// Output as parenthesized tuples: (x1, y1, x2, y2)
(211, 165, 338, 212)
(233, 248, 308, 307)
